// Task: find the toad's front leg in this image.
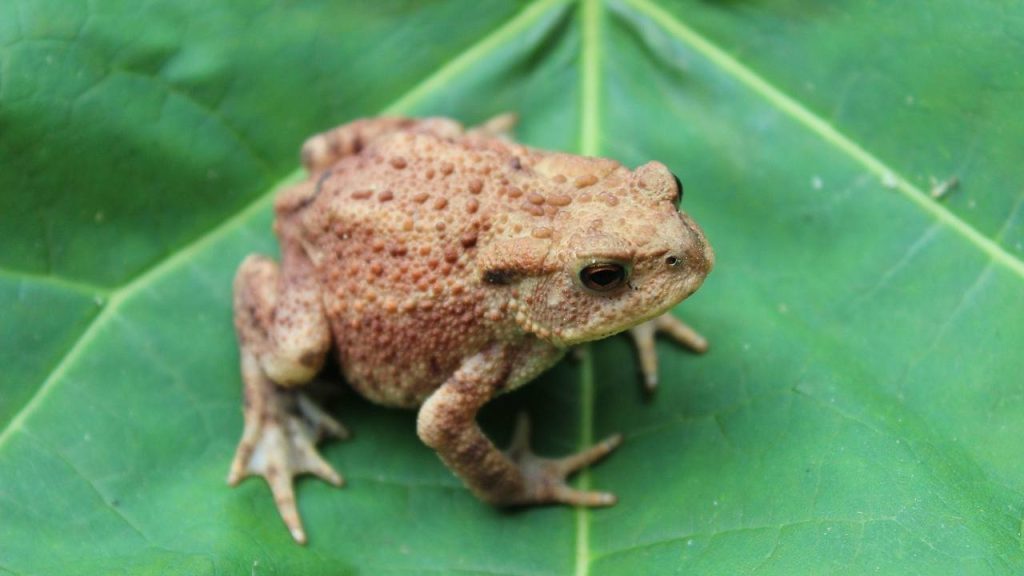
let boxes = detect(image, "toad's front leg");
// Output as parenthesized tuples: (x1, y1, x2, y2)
(416, 345, 622, 507)
(629, 313, 708, 392)
(229, 244, 348, 544)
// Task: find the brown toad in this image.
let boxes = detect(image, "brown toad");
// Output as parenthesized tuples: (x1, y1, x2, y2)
(228, 115, 714, 543)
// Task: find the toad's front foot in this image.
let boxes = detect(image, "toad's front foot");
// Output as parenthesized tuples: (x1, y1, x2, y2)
(501, 413, 623, 507)
(629, 313, 708, 393)
(227, 384, 348, 544)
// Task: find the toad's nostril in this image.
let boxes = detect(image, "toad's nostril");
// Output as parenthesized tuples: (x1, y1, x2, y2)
(665, 255, 680, 268)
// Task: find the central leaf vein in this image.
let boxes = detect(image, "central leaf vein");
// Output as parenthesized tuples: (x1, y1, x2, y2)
(575, 1, 603, 575)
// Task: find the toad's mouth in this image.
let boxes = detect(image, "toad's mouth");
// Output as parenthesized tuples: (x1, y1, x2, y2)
(545, 280, 705, 348)
(583, 296, 686, 343)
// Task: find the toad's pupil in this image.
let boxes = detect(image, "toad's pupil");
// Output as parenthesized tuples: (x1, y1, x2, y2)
(590, 269, 619, 286)
(581, 264, 626, 291)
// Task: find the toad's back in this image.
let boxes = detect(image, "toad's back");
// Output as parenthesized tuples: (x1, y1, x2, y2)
(275, 121, 562, 407)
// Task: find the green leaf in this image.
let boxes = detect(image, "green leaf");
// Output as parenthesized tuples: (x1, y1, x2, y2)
(3, 0, 1023, 573)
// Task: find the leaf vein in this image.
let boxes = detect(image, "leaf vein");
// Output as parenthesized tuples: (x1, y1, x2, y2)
(897, 263, 995, 391)
(21, 429, 153, 545)
(0, 267, 111, 298)
(850, 221, 943, 307)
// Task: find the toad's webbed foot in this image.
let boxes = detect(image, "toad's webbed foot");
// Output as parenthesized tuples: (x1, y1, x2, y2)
(501, 413, 622, 507)
(227, 373, 348, 544)
(628, 313, 708, 393)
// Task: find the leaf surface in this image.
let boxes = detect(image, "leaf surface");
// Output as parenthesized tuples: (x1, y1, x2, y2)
(3, 0, 1023, 574)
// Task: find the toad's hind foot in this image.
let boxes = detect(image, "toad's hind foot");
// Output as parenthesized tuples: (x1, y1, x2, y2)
(227, 381, 349, 544)
(505, 413, 622, 507)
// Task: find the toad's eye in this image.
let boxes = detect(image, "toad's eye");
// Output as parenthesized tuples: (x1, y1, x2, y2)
(671, 173, 684, 209)
(579, 262, 628, 293)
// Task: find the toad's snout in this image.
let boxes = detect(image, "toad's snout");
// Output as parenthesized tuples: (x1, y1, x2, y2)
(677, 213, 713, 277)
(693, 237, 714, 275)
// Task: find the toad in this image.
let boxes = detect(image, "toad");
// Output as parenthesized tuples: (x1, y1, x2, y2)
(228, 115, 713, 543)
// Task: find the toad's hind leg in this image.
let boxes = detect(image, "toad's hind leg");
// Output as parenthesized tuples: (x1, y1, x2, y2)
(300, 117, 419, 173)
(228, 249, 348, 544)
(299, 116, 471, 173)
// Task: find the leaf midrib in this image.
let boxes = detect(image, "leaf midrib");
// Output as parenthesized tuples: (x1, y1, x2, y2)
(574, 1, 603, 575)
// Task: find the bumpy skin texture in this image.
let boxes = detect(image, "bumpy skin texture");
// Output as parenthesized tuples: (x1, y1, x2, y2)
(229, 116, 714, 544)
